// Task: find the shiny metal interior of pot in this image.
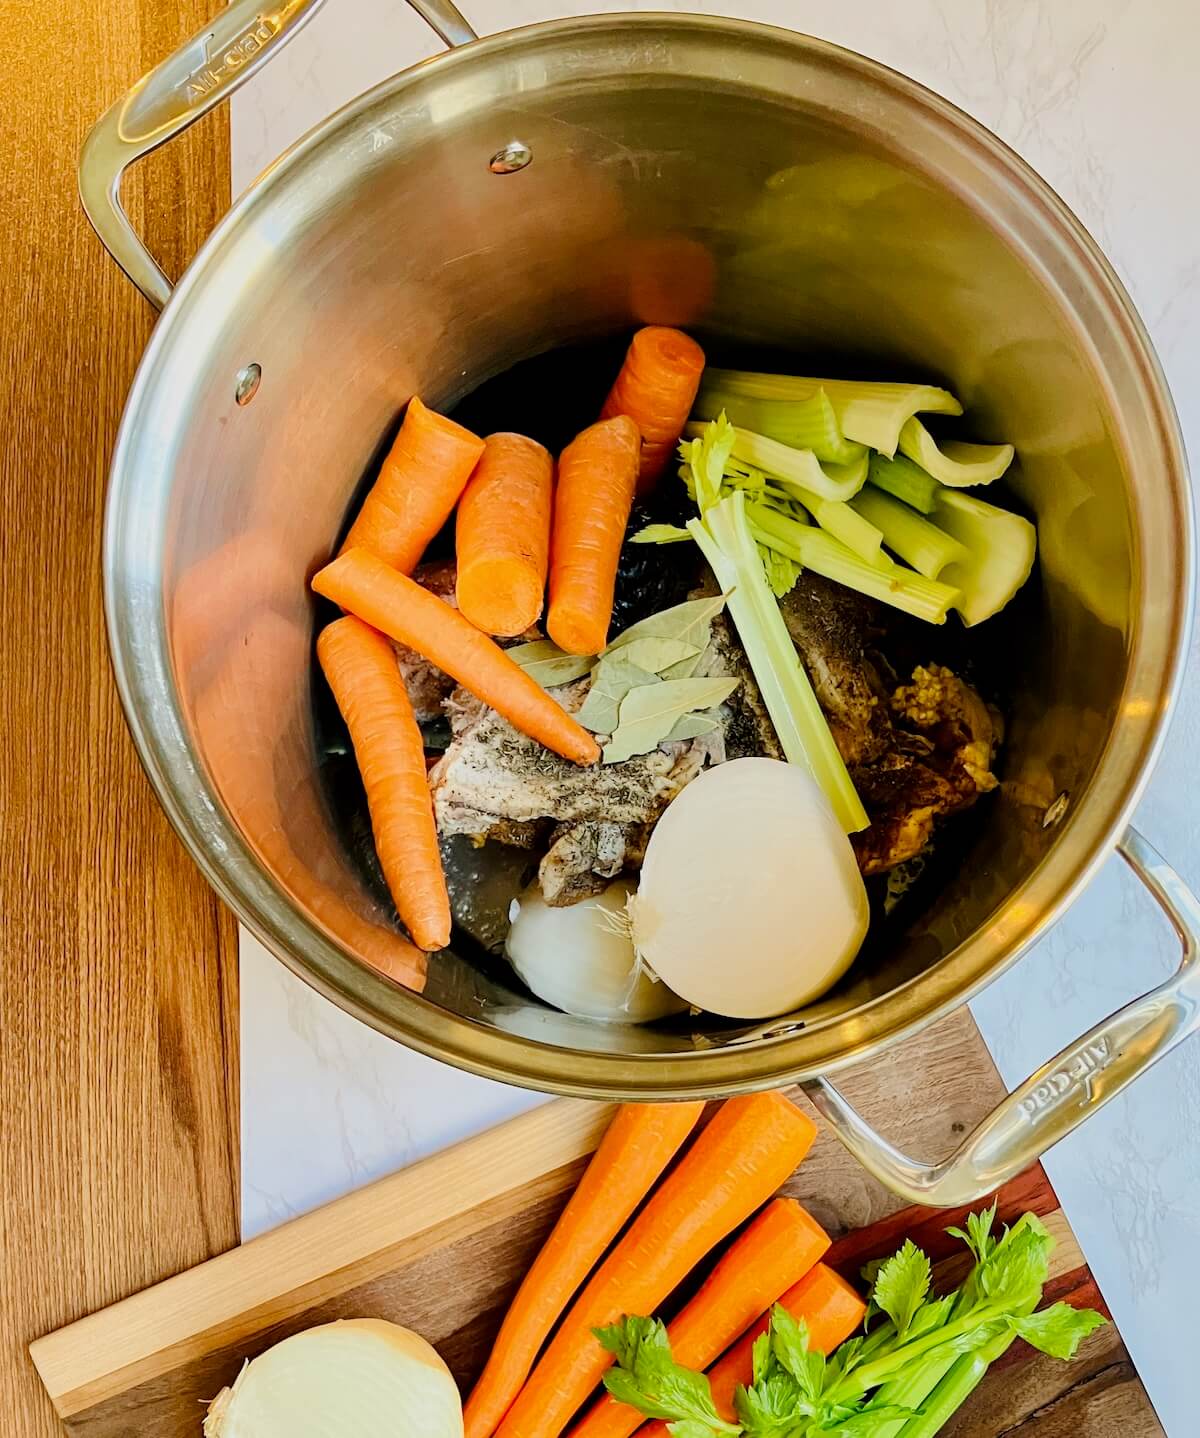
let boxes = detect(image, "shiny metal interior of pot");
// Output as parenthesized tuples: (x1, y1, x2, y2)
(107, 20, 1186, 1089)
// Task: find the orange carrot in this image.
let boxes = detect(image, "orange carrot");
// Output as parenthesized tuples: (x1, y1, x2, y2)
(196, 609, 428, 991)
(456, 432, 554, 637)
(464, 1103, 705, 1438)
(317, 616, 450, 951)
(313, 548, 601, 766)
(547, 415, 640, 656)
(600, 327, 706, 492)
(342, 396, 484, 573)
(570, 1198, 830, 1438)
(495, 1093, 818, 1438)
(633, 1263, 866, 1436)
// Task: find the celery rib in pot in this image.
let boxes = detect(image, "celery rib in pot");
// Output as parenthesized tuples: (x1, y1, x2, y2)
(850, 486, 969, 580)
(898, 416, 1014, 486)
(934, 489, 1037, 626)
(684, 421, 868, 502)
(749, 503, 960, 624)
(705, 369, 963, 455)
(693, 385, 867, 466)
(688, 493, 868, 833)
(867, 452, 940, 513)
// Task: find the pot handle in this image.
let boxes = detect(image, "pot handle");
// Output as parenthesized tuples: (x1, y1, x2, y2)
(801, 827, 1200, 1206)
(79, 0, 478, 309)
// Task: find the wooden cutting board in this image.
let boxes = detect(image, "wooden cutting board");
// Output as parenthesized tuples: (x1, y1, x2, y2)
(29, 1010, 1162, 1437)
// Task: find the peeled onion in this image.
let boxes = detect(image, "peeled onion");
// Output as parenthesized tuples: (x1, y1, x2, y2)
(505, 878, 687, 1023)
(629, 757, 869, 1018)
(204, 1319, 462, 1438)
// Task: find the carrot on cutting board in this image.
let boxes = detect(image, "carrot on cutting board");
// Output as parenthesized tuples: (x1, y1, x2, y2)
(494, 1092, 818, 1438)
(313, 547, 600, 766)
(317, 616, 450, 951)
(464, 1103, 705, 1438)
(675, 1262, 867, 1433)
(456, 432, 554, 637)
(570, 1197, 830, 1438)
(600, 326, 706, 492)
(547, 414, 640, 656)
(341, 396, 485, 574)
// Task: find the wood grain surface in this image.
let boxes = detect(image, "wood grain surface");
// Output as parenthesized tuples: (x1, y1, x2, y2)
(0, 4, 1164, 1437)
(0, 3, 239, 1434)
(31, 1030, 1163, 1437)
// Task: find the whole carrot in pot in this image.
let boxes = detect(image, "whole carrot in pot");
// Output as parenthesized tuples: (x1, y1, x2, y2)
(464, 1102, 704, 1438)
(601, 327, 706, 492)
(316, 616, 450, 951)
(342, 396, 484, 574)
(570, 1197, 830, 1438)
(494, 1092, 818, 1438)
(456, 432, 554, 637)
(313, 548, 600, 766)
(547, 414, 640, 656)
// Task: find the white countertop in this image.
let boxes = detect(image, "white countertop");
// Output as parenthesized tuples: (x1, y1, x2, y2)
(233, 4, 1199, 1432)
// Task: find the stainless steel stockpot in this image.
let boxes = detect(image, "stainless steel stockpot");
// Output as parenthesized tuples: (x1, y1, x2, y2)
(82, 0, 1199, 1203)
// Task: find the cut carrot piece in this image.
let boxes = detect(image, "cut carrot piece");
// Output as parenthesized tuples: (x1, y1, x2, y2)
(313, 548, 600, 766)
(600, 326, 706, 492)
(634, 1262, 866, 1435)
(495, 1093, 818, 1438)
(456, 432, 553, 637)
(341, 396, 484, 574)
(547, 415, 640, 656)
(317, 616, 450, 951)
(570, 1197, 829, 1438)
(464, 1103, 705, 1438)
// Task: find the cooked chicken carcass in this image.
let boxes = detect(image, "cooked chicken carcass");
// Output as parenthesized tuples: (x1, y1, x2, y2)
(780, 577, 1000, 875)
(391, 559, 459, 723)
(428, 616, 776, 904)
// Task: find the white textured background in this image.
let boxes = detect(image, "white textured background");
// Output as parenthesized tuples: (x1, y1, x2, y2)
(233, 4, 1199, 1431)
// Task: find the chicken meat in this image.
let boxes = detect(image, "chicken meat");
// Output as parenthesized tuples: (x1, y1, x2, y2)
(427, 615, 777, 904)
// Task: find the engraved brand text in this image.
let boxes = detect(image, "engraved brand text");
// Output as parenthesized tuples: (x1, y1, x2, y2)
(185, 19, 281, 101)
(1019, 1037, 1111, 1124)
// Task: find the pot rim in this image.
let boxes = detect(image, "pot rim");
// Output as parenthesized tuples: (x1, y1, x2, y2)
(104, 12, 1194, 1099)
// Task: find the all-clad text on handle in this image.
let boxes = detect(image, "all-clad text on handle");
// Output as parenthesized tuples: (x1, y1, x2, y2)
(802, 827, 1200, 1206)
(79, 0, 478, 308)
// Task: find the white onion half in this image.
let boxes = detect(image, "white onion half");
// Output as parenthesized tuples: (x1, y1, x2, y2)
(204, 1319, 462, 1438)
(629, 757, 869, 1018)
(506, 878, 687, 1023)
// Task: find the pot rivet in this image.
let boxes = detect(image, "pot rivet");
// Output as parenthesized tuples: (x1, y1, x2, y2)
(235, 363, 262, 406)
(489, 141, 532, 174)
(1042, 791, 1070, 828)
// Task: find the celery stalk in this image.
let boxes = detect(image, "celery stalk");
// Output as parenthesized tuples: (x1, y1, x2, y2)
(898, 417, 1014, 486)
(850, 487, 969, 579)
(893, 1296, 1037, 1438)
(934, 489, 1037, 626)
(684, 423, 868, 502)
(693, 386, 867, 465)
(750, 504, 959, 624)
(794, 486, 884, 564)
(867, 452, 940, 513)
(706, 369, 963, 456)
(688, 493, 868, 832)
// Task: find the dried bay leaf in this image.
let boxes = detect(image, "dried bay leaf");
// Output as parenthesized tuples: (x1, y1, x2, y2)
(506, 640, 597, 688)
(603, 677, 739, 764)
(614, 635, 700, 675)
(576, 656, 659, 734)
(607, 593, 727, 658)
(663, 711, 722, 744)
